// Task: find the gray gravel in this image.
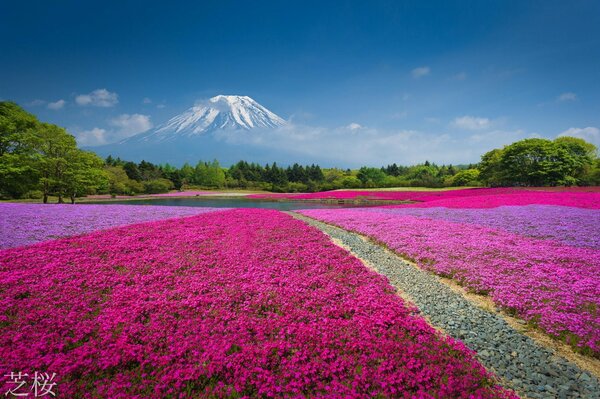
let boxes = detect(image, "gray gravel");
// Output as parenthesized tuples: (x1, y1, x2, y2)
(291, 212, 600, 399)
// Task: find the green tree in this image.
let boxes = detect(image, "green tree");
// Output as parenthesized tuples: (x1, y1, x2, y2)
(449, 169, 480, 186)
(63, 151, 108, 203)
(356, 167, 386, 187)
(143, 178, 173, 194)
(554, 136, 597, 183)
(104, 166, 144, 195)
(0, 102, 40, 198)
(500, 138, 578, 186)
(478, 148, 505, 186)
(265, 162, 288, 190)
(123, 161, 142, 181)
(31, 123, 81, 203)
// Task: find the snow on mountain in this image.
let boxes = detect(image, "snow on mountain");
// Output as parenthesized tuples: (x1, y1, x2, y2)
(122, 95, 286, 143)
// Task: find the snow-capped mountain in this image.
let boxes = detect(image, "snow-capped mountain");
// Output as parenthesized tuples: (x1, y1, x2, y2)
(89, 95, 290, 165)
(122, 95, 286, 143)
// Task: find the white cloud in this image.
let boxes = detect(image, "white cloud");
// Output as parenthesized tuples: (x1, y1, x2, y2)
(142, 97, 152, 104)
(411, 66, 430, 79)
(75, 127, 108, 146)
(453, 72, 467, 80)
(557, 92, 577, 102)
(156, 104, 166, 109)
(558, 127, 599, 146)
(468, 129, 536, 145)
(47, 99, 66, 110)
(346, 122, 362, 131)
(27, 99, 46, 106)
(75, 89, 119, 107)
(74, 114, 152, 147)
(109, 113, 153, 137)
(452, 115, 492, 131)
(212, 122, 501, 166)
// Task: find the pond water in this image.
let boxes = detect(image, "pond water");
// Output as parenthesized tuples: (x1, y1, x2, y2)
(87, 197, 381, 211)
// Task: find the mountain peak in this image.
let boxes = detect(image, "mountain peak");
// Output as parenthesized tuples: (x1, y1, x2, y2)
(209, 94, 252, 103)
(123, 95, 286, 143)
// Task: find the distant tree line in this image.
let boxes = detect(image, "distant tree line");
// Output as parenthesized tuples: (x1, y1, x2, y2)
(1, 101, 598, 201)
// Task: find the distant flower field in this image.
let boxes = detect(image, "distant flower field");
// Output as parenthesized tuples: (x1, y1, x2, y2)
(251, 187, 600, 209)
(372, 205, 600, 249)
(300, 204, 600, 356)
(0, 203, 224, 249)
(0, 209, 514, 398)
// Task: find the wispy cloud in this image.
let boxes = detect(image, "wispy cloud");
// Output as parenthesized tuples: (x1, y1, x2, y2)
(211, 121, 518, 166)
(75, 89, 119, 107)
(74, 127, 108, 146)
(142, 97, 152, 104)
(557, 92, 577, 102)
(452, 72, 467, 81)
(451, 115, 491, 131)
(27, 99, 46, 107)
(411, 66, 430, 79)
(558, 126, 599, 146)
(109, 114, 153, 137)
(74, 114, 153, 146)
(47, 99, 66, 110)
(346, 122, 363, 130)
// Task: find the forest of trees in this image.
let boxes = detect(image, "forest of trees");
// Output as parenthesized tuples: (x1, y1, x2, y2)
(1, 101, 598, 202)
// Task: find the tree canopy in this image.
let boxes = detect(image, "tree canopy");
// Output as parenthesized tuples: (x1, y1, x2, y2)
(0, 102, 107, 202)
(479, 137, 598, 186)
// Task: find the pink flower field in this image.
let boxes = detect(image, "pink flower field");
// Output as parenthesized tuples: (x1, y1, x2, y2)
(387, 191, 600, 209)
(0, 209, 515, 398)
(299, 207, 600, 356)
(251, 187, 600, 209)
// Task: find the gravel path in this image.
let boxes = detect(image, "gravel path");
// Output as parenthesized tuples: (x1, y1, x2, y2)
(291, 212, 600, 399)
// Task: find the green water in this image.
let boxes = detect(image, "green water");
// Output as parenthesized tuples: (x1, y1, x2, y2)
(87, 197, 380, 211)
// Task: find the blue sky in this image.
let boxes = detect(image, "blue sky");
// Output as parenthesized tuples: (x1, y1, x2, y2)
(1, 0, 599, 165)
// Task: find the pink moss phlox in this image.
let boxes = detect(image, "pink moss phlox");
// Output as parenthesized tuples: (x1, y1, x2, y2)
(250, 188, 600, 209)
(0, 209, 515, 398)
(299, 208, 600, 355)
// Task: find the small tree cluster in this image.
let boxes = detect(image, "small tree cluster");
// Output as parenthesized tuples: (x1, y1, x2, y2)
(478, 137, 598, 186)
(0, 102, 106, 202)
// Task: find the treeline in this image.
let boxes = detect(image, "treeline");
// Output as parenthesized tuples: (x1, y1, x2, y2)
(1, 101, 599, 202)
(102, 157, 480, 193)
(104, 157, 325, 193)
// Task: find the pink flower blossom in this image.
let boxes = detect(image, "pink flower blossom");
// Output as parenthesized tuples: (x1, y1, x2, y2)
(0, 209, 515, 398)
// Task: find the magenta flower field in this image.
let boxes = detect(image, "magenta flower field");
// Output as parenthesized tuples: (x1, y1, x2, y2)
(250, 187, 600, 209)
(388, 191, 600, 209)
(0, 203, 224, 249)
(0, 209, 514, 398)
(300, 207, 600, 355)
